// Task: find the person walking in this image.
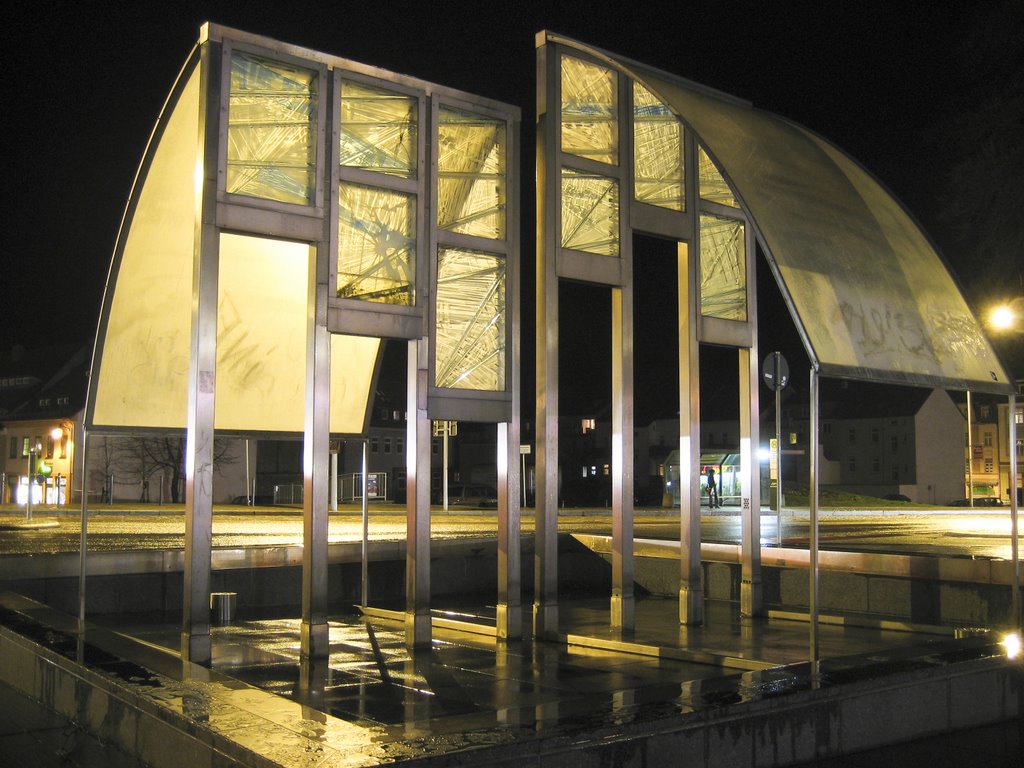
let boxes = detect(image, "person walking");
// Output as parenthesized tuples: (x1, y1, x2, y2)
(707, 467, 719, 509)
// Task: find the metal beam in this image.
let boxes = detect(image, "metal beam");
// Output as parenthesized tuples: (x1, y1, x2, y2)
(181, 39, 221, 665)
(738, 347, 762, 616)
(301, 241, 331, 659)
(678, 240, 703, 625)
(611, 284, 635, 630)
(534, 42, 560, 639)
(405, 338, 431, 648)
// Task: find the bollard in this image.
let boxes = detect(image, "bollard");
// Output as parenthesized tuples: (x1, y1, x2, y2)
(210, 592, 237, 624)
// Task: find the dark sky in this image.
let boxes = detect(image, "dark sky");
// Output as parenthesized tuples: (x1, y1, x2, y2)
(5, 0, 1020, 394)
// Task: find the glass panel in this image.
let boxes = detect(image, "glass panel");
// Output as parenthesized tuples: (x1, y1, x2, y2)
(699, 145, 737, 207)
(339, 81, 417, 178)
(700, 214, 746, 321)
(438, 107, 506, 239)
(633, 82, 684, 210)
(561, 169, 619, 256)
(435, 248, 506, 391)
(337, 183, 416, 305)
(561, 56, 618, 165)
(93, 65, 201, 429)
(227, 52, 317, 205)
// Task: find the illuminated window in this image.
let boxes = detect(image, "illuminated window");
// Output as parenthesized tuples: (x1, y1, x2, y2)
(562, 169, 619, 256)
(22, 438, 29, 457)
(633, 82, 683, 210)
(438, 108, 505, 239)
(339, 81, 416, 178)
(985, 459, 994, 473)
(227, 52, 317, 205)
(60, 435, 68, 459)
(699, 214, 746, 321)
(561, 56, 617, 165)
(434, 247, 506, 391)
(337, 183, 416, 304)
(698, 146, 737, 207)
(581, 418, 596, 433)
(45, 436, 54, 459)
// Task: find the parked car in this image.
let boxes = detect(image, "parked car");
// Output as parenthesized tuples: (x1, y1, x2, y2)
(948, 497, 1004, 507)
(444, 484, 498, 508)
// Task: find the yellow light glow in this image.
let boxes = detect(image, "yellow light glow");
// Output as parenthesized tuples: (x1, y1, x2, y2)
(1001, 633, 1021, 659)
(50, 427, 63, 440)
(990, 305, 1015, 330)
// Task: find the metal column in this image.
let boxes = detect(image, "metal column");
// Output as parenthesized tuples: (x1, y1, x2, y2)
(808, 367, 821, 676)
(406, 338, 431, 648)
(738, 348, 762, 616)
(611, 285, 635, 630)
(533, 41, 560, 639)
(497, 421, 522, 639)
(1009, 393, 1020, 629)
(181, 39, 222, 665)
(678, 241, 703, 625)
(301, 243, 331, 659)
(77, 428, 89, 630)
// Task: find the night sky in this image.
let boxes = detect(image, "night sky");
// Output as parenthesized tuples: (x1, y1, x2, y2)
(5, 1, 1021, 408)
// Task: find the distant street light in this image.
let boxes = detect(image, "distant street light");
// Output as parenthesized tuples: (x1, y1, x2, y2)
(987, 298, 1022, 333)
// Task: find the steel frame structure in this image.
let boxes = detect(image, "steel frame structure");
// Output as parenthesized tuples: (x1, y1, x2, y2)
(83, 24, 521, 662)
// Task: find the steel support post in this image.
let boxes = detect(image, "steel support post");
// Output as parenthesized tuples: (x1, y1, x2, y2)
(809, 367, 821, 677)
(738, 348, 762, 616)
(301, 244, 331, 659)
(77, 428, 88, 630)
(406, 338, 431, 648)
(678, 241, 703, 624)
(533, 42, 559, 639)
(361, 440, 369, 609)
(497, 421, 522, 638)
(1009, 393, 1020, 629)
(611, 285, 635, 630)
(182, 40, 221, 665)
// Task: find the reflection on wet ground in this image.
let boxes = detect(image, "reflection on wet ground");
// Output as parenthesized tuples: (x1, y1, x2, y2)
(1, 590, 1017, 766)
(110, 597, 999, 739)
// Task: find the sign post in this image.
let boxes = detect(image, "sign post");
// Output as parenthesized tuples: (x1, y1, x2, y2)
(762, 352, 789, 546)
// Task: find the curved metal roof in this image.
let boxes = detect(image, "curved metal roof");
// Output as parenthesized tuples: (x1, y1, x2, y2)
(550, 33, 1011, 395)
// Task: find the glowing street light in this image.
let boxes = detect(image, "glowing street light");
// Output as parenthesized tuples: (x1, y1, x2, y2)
(987, 298, 1022, 333)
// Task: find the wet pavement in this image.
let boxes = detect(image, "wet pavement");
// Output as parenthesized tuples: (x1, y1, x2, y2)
(1, 588, 1020, 766)
(2, 506, 1022, 559)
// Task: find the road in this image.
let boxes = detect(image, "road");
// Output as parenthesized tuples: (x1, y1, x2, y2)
(1, 505, 1021, 560)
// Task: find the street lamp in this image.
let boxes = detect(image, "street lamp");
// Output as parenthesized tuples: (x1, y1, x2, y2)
(987, 297, 1023, 333)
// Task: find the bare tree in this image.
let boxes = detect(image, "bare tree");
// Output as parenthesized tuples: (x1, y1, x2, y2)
(115, 436, 239, 504)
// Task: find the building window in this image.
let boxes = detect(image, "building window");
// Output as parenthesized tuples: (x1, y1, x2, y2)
(848, 429, 856, 444)
(370, 437, 379, 453)
(22, 438, 30, 457)
(892, 466, 899, 481)
(383, 437, 392, 454)
(581, 418, 595, 434)
(983, 433, 993, 447)
(45, 436, 54, 459)
(985, 459, 994, 473)
(872, 457, 880, 473)
(59, 435, 68, 459)
(848, 457, 856, 473)
(8, 437, 16, 459)
(871, 428, 879, 444)
(396, 437, 404, 454)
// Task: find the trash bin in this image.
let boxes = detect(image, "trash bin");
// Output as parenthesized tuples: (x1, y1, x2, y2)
(210, 591, 237, 624)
